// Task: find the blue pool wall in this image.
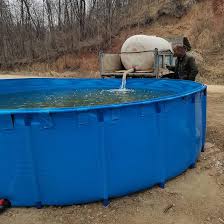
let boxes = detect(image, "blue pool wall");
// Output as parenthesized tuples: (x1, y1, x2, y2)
(0, 78, 207, 206)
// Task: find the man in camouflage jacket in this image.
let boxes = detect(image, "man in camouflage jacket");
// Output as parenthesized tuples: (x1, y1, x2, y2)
(167, 45, 199, 81)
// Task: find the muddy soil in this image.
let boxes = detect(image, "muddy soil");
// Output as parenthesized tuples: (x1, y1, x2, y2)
(1, 85, 224, 224)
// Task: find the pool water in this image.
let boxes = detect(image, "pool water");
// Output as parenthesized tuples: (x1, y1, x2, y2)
(0, 88, 175, 109)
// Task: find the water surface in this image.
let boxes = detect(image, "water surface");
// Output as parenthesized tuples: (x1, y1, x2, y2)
(0, 88, 175, 109)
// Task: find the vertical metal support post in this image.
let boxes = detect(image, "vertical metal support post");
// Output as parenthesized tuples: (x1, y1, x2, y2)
(97, 111, 110, 207)
(99, 51, 104, 78)
(155, 102, 166, 189)
(153, 48, 159, 78)
(24, 114, 43, 208)
(200, 88, 207, 153)
(162, 54, 165, 69)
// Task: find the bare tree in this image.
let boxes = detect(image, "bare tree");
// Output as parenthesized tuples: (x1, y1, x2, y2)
(0, 0, 140, 69)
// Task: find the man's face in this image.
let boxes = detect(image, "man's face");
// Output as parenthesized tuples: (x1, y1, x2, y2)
(173, 46, 186, 58)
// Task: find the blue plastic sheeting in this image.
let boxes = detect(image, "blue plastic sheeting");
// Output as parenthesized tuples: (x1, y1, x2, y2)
(0, 78, 207, 207)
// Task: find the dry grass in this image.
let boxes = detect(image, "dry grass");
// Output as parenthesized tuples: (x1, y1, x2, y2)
(24, 52, 99, 75)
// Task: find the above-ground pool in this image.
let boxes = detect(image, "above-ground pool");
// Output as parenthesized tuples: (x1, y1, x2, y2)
(0, 78, 207, 207)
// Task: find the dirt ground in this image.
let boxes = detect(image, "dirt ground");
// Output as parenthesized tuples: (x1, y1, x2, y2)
(0, 71, 99, 79)
(0, 83, 224, 224)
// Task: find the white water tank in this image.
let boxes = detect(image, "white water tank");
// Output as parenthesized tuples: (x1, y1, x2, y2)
(121, 35, 173, 71)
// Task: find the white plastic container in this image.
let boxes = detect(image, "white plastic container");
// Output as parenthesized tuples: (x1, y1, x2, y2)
(121, 35, 172, 71)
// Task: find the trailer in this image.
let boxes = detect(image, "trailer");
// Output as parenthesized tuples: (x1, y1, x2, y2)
(99, 36, 191, 79)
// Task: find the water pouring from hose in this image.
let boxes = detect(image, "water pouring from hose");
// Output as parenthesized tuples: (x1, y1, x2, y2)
(120, 68, 135, 90)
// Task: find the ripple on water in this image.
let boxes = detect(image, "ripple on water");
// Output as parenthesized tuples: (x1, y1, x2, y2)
(0, 88, 175, 109)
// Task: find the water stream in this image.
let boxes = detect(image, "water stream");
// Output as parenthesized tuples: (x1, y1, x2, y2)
(120, 68, 135, 90)
(120, 73, 127, 90)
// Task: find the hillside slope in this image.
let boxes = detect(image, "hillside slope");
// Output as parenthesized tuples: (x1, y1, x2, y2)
(3, 0, 224, 84)
(108, 0, 224, 84)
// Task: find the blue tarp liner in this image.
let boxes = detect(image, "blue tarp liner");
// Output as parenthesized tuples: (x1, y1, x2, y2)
(0, 78, 207, 207)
